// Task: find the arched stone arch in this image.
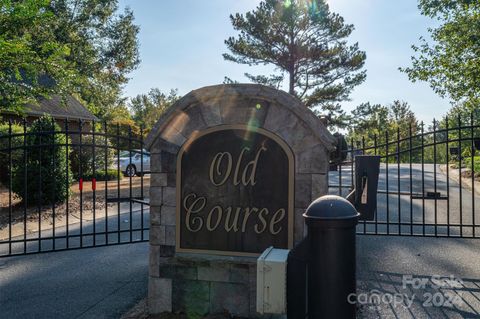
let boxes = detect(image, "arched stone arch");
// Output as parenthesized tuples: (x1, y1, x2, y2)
(146, 84, 335, 316)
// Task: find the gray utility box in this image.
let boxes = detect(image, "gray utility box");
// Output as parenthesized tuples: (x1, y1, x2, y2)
(256, 247, 289, 315)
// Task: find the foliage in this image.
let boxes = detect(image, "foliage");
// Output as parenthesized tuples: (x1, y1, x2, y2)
(349, 102, 389, 142)
(103, 102, 133, 123)
(465, 156, 480, 174)
(436, 103, 480, 161)
(82, 169, 121, 181)
(0, 0, 78, 113)
(0, 121, 24, 185)
(401, 0, 480, 108)
(223, 0, 366, 130)
(348, 101, 420, 163)
(129, 88, 179, 133)
(0, 0, 140, 117)
(47, 0, 140, 117)
(107, 118, 142, 151)
(349, 101, 419, 141)
(70, 134, 116, 180)
(12, 116, 73, 205)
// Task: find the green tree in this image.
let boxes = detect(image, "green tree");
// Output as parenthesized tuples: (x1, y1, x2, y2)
(0, 0, 140, 117)
(129, 88, 179, 132)
(0, 0, 78, 113)
(103, 101, 133, 123)
(48, 0, 140, 117)
(349, 101, 420, 162)
(348, 102, 388, 141)
(350, 101, 419, 139)
(389, 100, 420, 136)
(223, 0, 366, 130)
(437, 103, 480, 160)
(401, 0, 480, 108)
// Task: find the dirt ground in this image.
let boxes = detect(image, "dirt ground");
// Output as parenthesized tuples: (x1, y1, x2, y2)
(0, 176, 150, 238)
(120, 299, 239, 319)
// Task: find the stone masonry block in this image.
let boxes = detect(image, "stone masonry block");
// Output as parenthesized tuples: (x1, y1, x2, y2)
(161, 151, 177, 173)
(220, 97, 270, 127)
(162, 187, 176, 206)
(150, 206, 161, 226)
(167, 173, 176, 187)
(165, 225, 175, 246)
(150, 138, 181, 155)
(148, 277, 172, 314)
(172, 279, 210, 316)
(178, 105, 208, 138)
(294, 208, 306, 244)
(159, 245, 175, 257)
(295, 174, 312, 208)
(311, 173, 328, 200)
(160, 122, 186, 147)
(160, 205, 176, 226)
(151, 173, 167, 187)
(149, 245, 161, 278)
(198, 265, 230, 282)
(296, 144, 329, 174)
(150, 225, 165, 245)
(159, 263, 177, 278)
(150, 153, 162, 173)
(175, 266, 198, 280)
(210, 282, 250, 317)
(229, 264, 249, 284)
(150, 187, 163, 206)
(199, 101, 222, 127)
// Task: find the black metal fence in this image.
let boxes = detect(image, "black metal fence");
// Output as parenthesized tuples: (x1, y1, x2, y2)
(2, 114, 479, 258)
(0, 118, 149, 257)
(329, 114, 480, 238)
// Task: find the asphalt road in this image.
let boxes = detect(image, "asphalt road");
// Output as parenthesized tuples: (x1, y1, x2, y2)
(329, 164, 480, 237)
(0, 203, 149, 257)
(0, 164, 479, 318)
(357, 235, 480, 318)
(0, 242, 149, 319)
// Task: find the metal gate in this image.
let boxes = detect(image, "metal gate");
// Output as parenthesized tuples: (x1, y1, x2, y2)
(329, 114, 480, 238)
(0, 118, 149, 257)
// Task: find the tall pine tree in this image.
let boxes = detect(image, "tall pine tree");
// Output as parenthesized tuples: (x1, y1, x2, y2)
(223, 0, 366, 130)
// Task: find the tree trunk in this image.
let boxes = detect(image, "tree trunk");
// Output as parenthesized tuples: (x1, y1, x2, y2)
(289, 70, 294, 95)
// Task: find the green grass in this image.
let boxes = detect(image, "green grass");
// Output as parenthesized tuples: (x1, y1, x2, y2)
(465, 156, 480, 173)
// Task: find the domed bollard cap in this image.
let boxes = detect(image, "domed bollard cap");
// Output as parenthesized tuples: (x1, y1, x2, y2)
(303, 195, 359, 228)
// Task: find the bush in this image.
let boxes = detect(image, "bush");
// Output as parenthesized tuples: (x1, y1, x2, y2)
(12, 116, 73, 205)
(0, 122, 24, 185)
(70, 133, 116, 179)
(107, 119, 143, 151)
(465, 156, 480, 174)
(82, 169, 122, 181)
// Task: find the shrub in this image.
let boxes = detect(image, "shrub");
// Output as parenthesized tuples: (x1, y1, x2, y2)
(12, 116, 73, 205)
(465, 156, 480, 174)
(107, 119, 143, 151)
(0, 122, 24, 185)
(70, 133, 116, 179)
(82, 169, 122, 181)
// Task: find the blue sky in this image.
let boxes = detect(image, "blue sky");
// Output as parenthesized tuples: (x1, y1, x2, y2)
(118, 0, 450, 124)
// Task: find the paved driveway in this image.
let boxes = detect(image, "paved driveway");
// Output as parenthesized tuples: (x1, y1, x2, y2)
(0, 242, 148, 319)
(329, 164, 480, 237)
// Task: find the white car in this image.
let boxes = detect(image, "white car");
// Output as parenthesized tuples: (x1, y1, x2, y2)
(118, 150, 150, 177)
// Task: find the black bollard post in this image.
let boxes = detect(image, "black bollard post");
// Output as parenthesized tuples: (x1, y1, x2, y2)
(303, 195, 359, 319)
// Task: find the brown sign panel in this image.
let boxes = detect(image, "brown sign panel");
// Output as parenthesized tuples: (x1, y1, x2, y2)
(176, 125, 294, 256)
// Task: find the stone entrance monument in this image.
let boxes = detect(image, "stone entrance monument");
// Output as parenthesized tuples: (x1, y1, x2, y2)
(145, 84, 335, 317)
